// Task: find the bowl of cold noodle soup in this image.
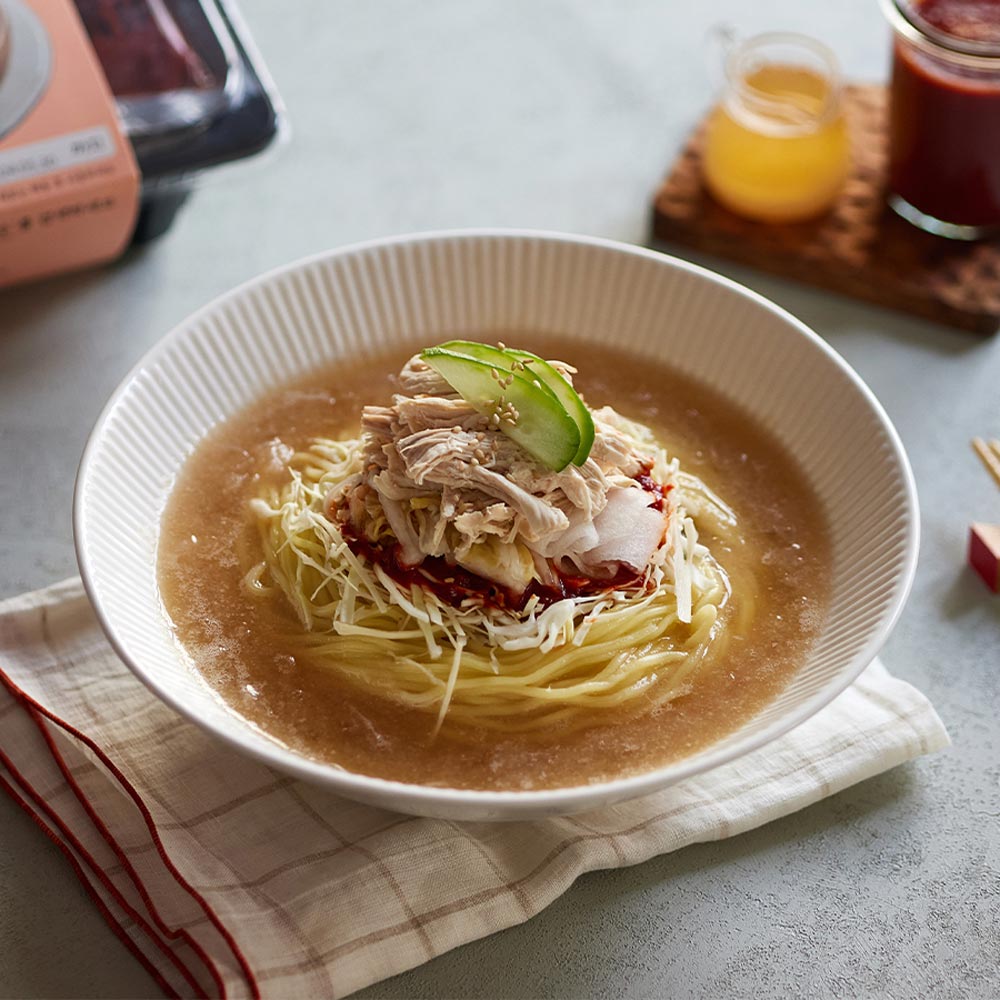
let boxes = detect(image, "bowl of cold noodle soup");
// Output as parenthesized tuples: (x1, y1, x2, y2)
(74, 230, 918, 820)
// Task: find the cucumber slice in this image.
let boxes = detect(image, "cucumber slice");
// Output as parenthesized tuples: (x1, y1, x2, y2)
(504, 350, 595, 466)
(437, 341, 561, 403)
(437, 340, 595, 466)
(420, 348, 580, 471)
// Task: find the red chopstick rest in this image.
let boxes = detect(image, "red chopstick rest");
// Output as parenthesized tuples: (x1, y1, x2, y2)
(969, 523, 1000, 592)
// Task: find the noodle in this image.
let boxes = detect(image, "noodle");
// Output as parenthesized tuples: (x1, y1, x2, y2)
(246, 422, 753, 737)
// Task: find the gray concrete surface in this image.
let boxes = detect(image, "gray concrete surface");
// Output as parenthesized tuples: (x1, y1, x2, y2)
(1, 1, 998, 997)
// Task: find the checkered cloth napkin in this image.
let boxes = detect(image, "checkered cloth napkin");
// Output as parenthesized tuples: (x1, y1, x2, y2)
(0, 579, 948, 999)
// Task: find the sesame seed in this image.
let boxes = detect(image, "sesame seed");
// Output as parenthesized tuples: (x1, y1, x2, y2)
(497, 341, 507, 350)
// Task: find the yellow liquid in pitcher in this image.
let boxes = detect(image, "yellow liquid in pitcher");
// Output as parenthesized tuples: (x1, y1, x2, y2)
(703, 64, 849, 223)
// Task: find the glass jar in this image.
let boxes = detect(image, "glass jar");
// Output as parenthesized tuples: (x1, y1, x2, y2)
(702, 32, 850, 224)
(882, 0, 1000, 240)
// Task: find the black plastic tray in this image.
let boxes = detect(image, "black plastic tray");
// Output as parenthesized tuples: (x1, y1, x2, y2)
(76, 0, 284, 243)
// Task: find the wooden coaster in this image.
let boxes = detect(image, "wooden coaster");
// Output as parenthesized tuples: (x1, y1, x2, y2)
(651, 84, 1000, 334)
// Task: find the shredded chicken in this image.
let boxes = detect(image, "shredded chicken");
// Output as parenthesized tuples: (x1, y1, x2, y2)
(326, 353, 672, 594)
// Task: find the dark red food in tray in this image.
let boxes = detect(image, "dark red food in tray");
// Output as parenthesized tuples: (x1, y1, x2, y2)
(75, 0, 217, 96)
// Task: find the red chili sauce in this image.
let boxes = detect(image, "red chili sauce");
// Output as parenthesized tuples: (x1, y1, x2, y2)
(889, 0, 1000, 228)
(339, 471, 671, 613)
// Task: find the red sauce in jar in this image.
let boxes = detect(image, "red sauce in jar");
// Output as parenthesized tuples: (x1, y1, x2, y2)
(889, 0, 1000, 229)
(916, 0, 1000, 40)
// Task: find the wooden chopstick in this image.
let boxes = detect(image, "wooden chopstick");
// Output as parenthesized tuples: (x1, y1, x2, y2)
(972, 437, 1000, 490)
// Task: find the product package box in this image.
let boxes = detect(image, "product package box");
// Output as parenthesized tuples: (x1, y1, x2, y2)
(0, 0, 282, 289)
(0, 0, 139, 288)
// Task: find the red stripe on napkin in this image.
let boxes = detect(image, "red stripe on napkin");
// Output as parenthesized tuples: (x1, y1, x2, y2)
(0, 665, 260, 999)
(0, 768, 182, 998)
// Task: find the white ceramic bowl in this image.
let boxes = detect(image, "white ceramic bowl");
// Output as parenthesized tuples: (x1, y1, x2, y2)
(74, 230, 918, 821)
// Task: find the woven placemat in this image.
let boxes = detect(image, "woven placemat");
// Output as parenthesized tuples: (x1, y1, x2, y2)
(652, 84, 1000, 334)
